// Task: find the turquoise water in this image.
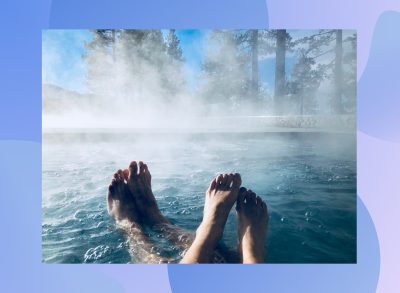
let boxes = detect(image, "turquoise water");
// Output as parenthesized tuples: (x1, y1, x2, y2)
(42, 132, 356, 263)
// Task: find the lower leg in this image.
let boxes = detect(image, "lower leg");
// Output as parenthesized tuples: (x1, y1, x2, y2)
(236, 187, 268, 264)
(180, 173, 241, 264)
(107, 171, 172, 263)
(119, 220, 174, 263)
(125, 161, 195, 249)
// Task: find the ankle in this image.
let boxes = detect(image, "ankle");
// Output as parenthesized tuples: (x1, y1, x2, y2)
(241, 241, 265, 264)
(243, 253, 263, 264)
(195, 221, 223, 246)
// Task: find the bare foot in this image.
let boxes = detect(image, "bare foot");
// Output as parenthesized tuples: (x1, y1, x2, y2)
(180, 173, 241, 263)
(107, 170, 177, 263)
(126, 161, 169, 225)
(200, 173, 242, 242)
(236, 187, 268, 263)
(107, 170, 138, 224)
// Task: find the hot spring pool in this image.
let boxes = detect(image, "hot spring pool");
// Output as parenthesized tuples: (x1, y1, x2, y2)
(42, 131, 356, 263)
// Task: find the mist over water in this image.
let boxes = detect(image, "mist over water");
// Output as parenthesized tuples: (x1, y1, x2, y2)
(42, 29, 356, 263)
(42, 132, 356, 263)
(43, 29, 356, 130)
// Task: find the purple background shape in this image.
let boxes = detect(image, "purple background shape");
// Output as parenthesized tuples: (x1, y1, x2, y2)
(168, 197, 379, 293)
(0, 0, 399, 292)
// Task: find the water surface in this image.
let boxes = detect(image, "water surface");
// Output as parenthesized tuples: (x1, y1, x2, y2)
(42, 132, 356, 263)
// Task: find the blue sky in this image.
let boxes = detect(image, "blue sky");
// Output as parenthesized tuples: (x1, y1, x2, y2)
(172, 29, 209, 89)
(43, 29, 211, 92)
(42, 29, 348, 93)
(42, 30, 93, 92)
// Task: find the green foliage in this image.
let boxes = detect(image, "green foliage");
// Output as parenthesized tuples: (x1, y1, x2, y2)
(199, 30, 250, 112)
(84, 29, 186, 101)
(82, 29, 356, 116)
(342, 33, 356, 113)
(287, 51, 327, 114)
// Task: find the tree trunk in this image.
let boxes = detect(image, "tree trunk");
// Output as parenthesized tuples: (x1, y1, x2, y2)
(251, 30, 259, 99)
(112, 30, 116, 63)
(275, 29, 286, 114)
(334, 29, 343, 114)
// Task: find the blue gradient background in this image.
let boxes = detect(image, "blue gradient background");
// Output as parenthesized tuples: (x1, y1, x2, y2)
(1, 0, 399, 292)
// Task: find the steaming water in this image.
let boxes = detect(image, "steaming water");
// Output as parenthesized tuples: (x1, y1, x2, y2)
(42, 131, 356, 263)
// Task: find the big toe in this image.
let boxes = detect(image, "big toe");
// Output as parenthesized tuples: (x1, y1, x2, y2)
(143, 164, 151, 182)
(248, 190, 256, 203)
(236, 187, 247, 210)
(232, 173, 242, 189)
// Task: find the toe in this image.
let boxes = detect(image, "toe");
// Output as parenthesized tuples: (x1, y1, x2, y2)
(108, 184, 114, 194)
(243, 190, 250, 204)
(108, 180, 118, 200)
(262, 201, 267, 211)
(236, 187, 247, 210)
(123, 169, 129, 180)
(216, 174, 224, 186)
(225, 173, 233, 188)
(239, 186, 247, 195)
(138, 161, 145, 174)
(263, 201, 268, 212)
(143, 163, 149, 174)
(256, 196, 262, 205)
(221, 174, 228, 187)
(116, 171, 124, 183)
(129, 161, 138, 177)
(231, 173, 242, 189)
(107, 187, 114, 214)
(208, 177, 217, 191)
(248, 190, 256, 203)
(143, 164, 151, 182)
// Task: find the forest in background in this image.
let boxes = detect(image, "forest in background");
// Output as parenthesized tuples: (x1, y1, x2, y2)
(43, 29, 356, 126)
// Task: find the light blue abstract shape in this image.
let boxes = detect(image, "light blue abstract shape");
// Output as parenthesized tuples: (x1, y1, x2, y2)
(0, 141, 123, 293)
(358, 11, 400, 142)
(0, 0, 50, 142)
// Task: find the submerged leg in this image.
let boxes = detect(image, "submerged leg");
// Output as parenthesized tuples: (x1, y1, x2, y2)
(107, 170, 172, 263)
(117, 163, 239, 263)
(126, 161, 195, 249)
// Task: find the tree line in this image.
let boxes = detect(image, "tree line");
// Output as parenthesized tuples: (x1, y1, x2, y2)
(84, 29, 356, 116)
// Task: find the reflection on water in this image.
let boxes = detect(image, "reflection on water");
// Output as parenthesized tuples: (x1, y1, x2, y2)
(42, 132, 356, 263)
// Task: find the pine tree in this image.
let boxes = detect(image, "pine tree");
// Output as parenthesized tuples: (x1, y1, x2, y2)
(84, 30, 116, 96)
(288, 51, 325, 115)
(292, 29, 352, 114)
(342, 33, 356, 113)
(199, 30, 248, 112)
(333, 29, 343, 114)
(272, 30, 293, 114)
(166, 29, 184, 62)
